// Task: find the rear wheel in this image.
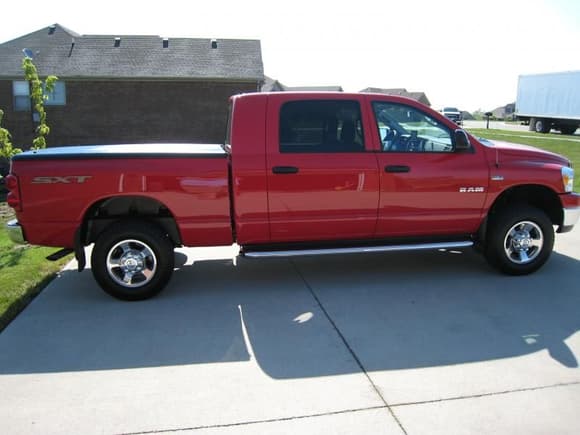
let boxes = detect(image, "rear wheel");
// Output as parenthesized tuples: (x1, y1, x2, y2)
(559, 125, 578, 135)
(485, 206, 554, 275)
(533, 118, 551, 134)
(91, 221, 174, 300)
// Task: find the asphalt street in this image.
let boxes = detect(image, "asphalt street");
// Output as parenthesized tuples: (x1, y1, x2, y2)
(0, 227, 579, 434)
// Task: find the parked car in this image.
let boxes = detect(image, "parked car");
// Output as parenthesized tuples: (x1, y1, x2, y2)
(441, 107, 463, 125)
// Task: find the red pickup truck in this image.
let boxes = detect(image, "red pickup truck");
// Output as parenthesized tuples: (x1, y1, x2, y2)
(5, 92, 580, 300)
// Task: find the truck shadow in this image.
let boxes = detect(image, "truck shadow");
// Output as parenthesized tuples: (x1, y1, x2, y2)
(0, 248, 578, 377)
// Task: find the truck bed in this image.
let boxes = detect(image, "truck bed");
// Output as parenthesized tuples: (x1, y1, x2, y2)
(11, 143, 232, 248)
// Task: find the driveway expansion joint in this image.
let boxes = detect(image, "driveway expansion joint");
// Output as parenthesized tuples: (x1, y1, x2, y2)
(290, 259, 409, 435)
(117, 406, 389, 434)
(391, 381, 580, 408)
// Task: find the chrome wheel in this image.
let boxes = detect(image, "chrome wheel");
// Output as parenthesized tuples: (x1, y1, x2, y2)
(106, 239, 158, 288)
(503, 221, 544, 265)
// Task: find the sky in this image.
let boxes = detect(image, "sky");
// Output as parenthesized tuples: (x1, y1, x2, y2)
(1, 0, 579, 113)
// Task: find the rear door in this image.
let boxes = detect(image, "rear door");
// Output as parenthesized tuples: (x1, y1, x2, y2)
(372, 100, 488, 237)
(265, 95, 380, 243)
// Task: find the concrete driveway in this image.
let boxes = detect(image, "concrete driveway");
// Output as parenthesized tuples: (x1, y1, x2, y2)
(1, 229, 579, 434)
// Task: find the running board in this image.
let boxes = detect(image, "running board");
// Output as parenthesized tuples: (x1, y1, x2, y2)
(242, 241, 473, 259)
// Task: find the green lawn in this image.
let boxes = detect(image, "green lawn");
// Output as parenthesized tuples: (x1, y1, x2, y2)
(467, 128, 580, 191)
(0, 202, 72, 332)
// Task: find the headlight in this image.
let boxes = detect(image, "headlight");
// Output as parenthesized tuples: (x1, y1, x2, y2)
(562, 166, 574, 192)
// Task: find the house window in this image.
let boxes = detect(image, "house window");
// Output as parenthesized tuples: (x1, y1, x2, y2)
(12, 81, 66, 111)
(44, 81, 66, 106)
(12, 81, 30, 111)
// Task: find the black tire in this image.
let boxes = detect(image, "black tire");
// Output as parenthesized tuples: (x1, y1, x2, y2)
(534, 118, 551, 134)
(559, 125, 578, 135)
(91, 220, 174, 301)
(485, 206, 554, 275)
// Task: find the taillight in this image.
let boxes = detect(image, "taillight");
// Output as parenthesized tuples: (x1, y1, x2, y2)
(5, 174, 21, 211)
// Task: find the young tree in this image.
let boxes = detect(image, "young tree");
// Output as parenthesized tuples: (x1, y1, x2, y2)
(0, 109, 20, 159)
(21, 55, 58, 150)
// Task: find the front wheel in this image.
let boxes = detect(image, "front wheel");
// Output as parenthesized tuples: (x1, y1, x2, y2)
(485, 206, 554, 275)
(91, 221, 174, 300)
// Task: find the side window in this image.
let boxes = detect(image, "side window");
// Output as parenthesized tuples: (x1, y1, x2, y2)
(373, 102, 453, 153)
(13, 81, 30, 111)
(280, 100, 364, 153)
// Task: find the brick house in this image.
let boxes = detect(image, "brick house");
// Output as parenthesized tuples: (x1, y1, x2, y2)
(0, 24, 264, 149)
(360, 87, 431, 106)
(261, 76, 343, 92)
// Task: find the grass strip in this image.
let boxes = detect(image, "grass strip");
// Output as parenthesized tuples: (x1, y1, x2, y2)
(0, 203, 72, 332)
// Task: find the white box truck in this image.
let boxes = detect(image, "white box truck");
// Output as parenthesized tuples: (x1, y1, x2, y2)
(516, 71, 580, 135)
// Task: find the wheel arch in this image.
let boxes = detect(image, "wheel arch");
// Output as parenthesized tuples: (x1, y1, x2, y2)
(79, 195, 182, 248)
(480, 184, 563, 240)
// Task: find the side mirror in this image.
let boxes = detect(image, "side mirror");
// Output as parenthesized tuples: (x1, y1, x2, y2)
(454, 129, 471, 151)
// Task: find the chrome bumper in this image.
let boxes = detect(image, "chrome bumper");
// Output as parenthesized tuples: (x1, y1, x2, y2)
(563, 207, 580, 227)
(5, 219, 25, 244)
(559, 207, 580, 233)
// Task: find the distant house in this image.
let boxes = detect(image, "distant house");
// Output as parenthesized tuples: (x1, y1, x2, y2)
(0, 24, 264, 148)
(262, 76, 343, 92)
(261, 76, 286, 92)
(360, 87, 431, 106)
(491, 102, 516, 120)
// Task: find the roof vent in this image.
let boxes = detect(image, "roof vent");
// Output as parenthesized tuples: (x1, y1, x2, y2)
(114, 37, 121, 48)
(48, 25, 56, 35)
(211, 39, 218, 49)
(68, 38, 75, 57)
(163, 38, 169, 48)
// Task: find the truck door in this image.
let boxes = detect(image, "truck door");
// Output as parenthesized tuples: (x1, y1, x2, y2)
(265, 97, 380, 243)
(372, 100, 488, 237)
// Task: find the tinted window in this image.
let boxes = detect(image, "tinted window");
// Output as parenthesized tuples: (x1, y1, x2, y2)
(280, 100, 364, 153)
(373, 102, 453, 153)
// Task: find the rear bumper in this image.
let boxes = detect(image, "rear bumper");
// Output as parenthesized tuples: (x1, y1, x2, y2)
(6, 219, 26, 244)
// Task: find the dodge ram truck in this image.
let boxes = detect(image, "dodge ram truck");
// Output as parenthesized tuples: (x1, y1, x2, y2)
(5, 92, 580, 300)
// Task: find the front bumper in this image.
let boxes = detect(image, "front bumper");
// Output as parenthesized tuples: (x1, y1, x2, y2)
(559, 193, 580, 233)
(5, 219, 25, 244)
(563, 207, 580, 226)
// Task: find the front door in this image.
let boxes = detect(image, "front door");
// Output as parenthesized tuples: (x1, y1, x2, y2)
(372, 101, 488, 237)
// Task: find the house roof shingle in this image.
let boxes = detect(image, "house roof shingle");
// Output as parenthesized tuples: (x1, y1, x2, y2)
(0, 24, 264, 81)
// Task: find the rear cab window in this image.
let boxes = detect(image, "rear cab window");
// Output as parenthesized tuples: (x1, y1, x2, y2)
(279, 100, 365, 153)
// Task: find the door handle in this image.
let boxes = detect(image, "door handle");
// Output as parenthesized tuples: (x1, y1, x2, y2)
(385, 165, 410, 173)
(272, 166, 299, 174)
